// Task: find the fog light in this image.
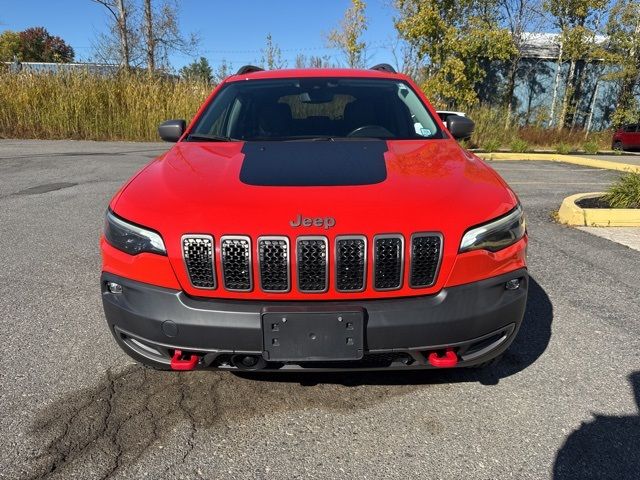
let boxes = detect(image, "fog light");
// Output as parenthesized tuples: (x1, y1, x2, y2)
(505, 278, 520, 290)
(107, 281, 123, 294)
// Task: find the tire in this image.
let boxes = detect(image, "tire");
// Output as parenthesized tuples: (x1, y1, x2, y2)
(613, 140, 624, 152)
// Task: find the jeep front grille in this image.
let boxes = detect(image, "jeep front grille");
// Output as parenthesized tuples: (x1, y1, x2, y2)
(258, 237, 290, 292)
(297, 236, 328, 293)
(335, 236, 366, 292)
(220, 236, 252, 291)
(373, 235, 404, 290)
(182, 232, 443, 294)
(182, 235, 216, 289)
(409, 234, 442, 288)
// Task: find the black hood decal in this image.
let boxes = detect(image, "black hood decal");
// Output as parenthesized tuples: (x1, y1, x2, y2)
(239, 140, 388, 186)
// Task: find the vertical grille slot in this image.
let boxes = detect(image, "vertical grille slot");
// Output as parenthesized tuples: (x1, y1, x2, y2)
(296, 236, 328, 293)
(410, 233, 442, 288)
(258, 237, 290, 292)
(182, 235, 216, 289)
(335, 236, 367, 292)
(373, 234, 404, 290)
(220, 236, 252, 291)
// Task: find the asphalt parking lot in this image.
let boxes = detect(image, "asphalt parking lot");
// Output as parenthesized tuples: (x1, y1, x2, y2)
(1, 140, 639, 480)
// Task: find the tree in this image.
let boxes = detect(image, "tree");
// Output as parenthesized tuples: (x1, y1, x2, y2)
(212, 59, 232, 84)
(179, 56, 212, 83)
(326, 0, 368, 68)
(395, 0, 515, 108)
(605, 0, 640, 127)
(294, 54, 333, 69)
(0, 27, 74, 62)
(141, 0, 199, 73)
(543, 0, 608, 130)
(499, 0, 547, 127)
(19, 27, 75, 62)
(92, 0, 135, 67)
(261, 33, 286, 70)
(0, 30, 21, 61)
(389, 37, 425, 80)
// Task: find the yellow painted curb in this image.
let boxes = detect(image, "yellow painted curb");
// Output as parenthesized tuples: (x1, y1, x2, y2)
(477, 152, 640, 173)
(558, 192, 640, 227)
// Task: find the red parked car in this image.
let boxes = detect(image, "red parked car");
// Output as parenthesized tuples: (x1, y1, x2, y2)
(101, 65, 528, 372)
(612, 124, 640, 151)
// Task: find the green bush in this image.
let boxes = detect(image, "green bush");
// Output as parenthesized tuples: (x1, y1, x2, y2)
(582, 141, 599, 154)
(603, 172, 640, 209)
(510, 138, 529, 153)
(555, 143, 572, 154)
(482, 139, 502, 152)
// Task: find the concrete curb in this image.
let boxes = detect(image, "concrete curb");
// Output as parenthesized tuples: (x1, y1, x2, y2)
(558, 192, 640, 227)
(477, 152, 640, 173)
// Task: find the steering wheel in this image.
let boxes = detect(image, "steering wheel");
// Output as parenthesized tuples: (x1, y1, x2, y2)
(346, 125, 394, 138)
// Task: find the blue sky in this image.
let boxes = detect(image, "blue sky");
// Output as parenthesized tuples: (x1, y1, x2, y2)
(0, 1, 399, 70)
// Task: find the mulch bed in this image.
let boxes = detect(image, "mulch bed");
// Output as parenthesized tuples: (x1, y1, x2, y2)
(576, 196, 612, 209)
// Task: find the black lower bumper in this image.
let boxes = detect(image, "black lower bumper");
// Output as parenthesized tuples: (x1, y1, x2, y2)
(101, 269, 528, 371)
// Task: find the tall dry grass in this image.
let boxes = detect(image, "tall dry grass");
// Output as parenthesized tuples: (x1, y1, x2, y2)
(467, 105, 613, 152)
(0, 70, 211, 141)
(0, 70, 615, 150)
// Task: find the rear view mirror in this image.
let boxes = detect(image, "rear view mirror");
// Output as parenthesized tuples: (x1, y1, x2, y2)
(158, 119, 186, 142)
(446, 115, 475, 141)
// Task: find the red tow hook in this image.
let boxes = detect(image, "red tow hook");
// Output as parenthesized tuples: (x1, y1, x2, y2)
(170, 349, 199, 371)
(427, 348, 459, 368)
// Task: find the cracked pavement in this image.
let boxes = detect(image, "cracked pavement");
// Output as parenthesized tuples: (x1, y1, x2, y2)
(0, 140, 639, 479)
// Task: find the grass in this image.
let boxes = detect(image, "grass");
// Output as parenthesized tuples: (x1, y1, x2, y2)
(0, 70, 211, 141)
(0, 71, 618, 148)
(555, 143, 572, 154)
(482, 139, 502, 152)
(509, 138, 529, 153)
(466, 105, 612, 153)
(582, 140, 600, 154)
(603, 172, 640, 209)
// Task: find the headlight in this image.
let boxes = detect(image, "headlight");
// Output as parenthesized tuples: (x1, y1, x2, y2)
(104, 209, 166, 255)
(459, 205, 526, 253)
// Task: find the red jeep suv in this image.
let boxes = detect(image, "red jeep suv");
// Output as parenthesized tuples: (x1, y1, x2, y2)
(101, 65, 528, 372)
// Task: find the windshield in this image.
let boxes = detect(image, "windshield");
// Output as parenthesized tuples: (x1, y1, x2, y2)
(188, 78, 443, 141)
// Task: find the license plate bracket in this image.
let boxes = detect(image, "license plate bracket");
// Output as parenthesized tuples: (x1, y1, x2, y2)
(262, 307, 364, 362)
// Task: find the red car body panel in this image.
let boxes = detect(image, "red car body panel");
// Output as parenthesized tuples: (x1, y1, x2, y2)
(612, 125, 640, 149)
(101, 68, 527, 301)
(103, 141, 525, 300)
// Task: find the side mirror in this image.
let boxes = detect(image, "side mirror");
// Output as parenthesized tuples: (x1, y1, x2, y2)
(158, 119, 186, 142)
(446, 115, 475, 141)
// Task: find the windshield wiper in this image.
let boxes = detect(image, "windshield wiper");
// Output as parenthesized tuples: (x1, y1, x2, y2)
(284, 136, 337, 142)
(186, 133, 239, 142)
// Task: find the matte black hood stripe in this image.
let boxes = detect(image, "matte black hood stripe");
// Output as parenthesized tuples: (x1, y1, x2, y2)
(239, 140, 388, 187)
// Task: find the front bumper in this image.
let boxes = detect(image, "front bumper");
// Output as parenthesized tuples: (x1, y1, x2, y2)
(101, 269, 528, 371)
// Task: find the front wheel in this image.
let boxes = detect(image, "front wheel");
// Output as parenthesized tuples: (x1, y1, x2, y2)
(613, 140, 624, 152)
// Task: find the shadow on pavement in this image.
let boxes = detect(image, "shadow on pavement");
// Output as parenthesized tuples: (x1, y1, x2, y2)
(237, 276, 553, 387)
(25, 363, 420, 479)
(553, 372, 640, 479)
